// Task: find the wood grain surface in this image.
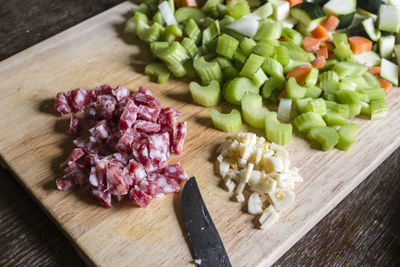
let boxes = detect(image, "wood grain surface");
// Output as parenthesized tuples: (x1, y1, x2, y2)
(0, 0, 399, 266)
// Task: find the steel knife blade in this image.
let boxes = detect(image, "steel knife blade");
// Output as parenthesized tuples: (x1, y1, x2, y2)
(181, 177, 231, 267)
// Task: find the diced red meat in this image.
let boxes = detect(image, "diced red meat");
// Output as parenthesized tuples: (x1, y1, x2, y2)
(83, 103, 98, 120)
(158, 107, 181, 143)
(89, 120, 110, 139)
(112, 86, 130, 102)
(56, 172, 76, 190)
(139, 86, 153, 96)
(130, 186, 152, 208)
(134, 120, 161, 134)
(88, 166, 99, 187)
(96, 95, 116, 119)
(69, 114, 80, 135)
(148, 132, 170, 167)
(127, 160, 147, 184)
(171, 121, 187, 155)
(84, 89, 97, 106)
(95, 84, 112, 96)
(132, 91, 162, 111)
(95, 159, 108, 189)
(107, 166, 129, 196)
(73, 136, 87, 148)
(92, 189, 112, 208)
(132, 138, 154, 172)
(115, 128, 141, 153)
(160, 163, 189, 183)
(62, 148, 85, 166)
(119, 99, 138, 131)
(137, 105, 161, 123)
(68, 88, 87, 113)
(151, 173, 181, 197)
(55, 92, 71, 116)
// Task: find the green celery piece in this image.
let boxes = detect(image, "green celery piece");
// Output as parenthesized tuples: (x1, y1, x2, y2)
(183, 60, 198, 79)
(163, 25, 182, 43)
(217, 4, 229, 17)
(135, 3, 151, 17)
(193, 57, 223, 84)
(283, 60, 311, 74)
(360, 102, 371, 115)
(168, 0, 175, 13)
(152, 11, 164, 26)
(216, 34, 239, 59)
(150, 42, 169, 57)
(213, 57, 233, 70)
(201, 0, 222, 18)
(343, 75, 370, 89)
(320, 71, 339, 94)
(336, 90, 362, 118)
(357, 90, 369, 103)
(281, 28, 303, 46)
(200, 17, 215, 28)
(252, 2, 273, 18)
(205, 38, 219, 52)
(211, 109, 242, 132)
(262, 57, 284, 79)
(144, 63, 170, 83)
(333, 42, 355, 62)
(175, 7, 207, 24)
(202, 20, 220, 46)
(305, 86, 323, 99)
(221, 28, 247, 42)
(220, 15, 236, 30)
(286, 77, 307, 99)
(274, 45, 290, 66)
(332, 62, 368, 80)
(166, 62, 187, 77)
(332, 33, 350, 48)
(125, 16, 137, 33)
(181, 38, 199, 58)
(254, 21, 282, 41)
(222, 77, 259, 105)
(306, 98, 327, 116)
(156, 41, 189, 65)
(252, 68, 268, 87)
(308, 52, 316, 62)
(240, 54, 266, 78)
(296, 98, 312, 114)
(325, 100, 351, 119)
(321, 59, 337, 71)
(189, 80, 220, 107)
(339, 79, 357, 91)
(294, 112, 326, 134)
(323, 111, 347, 126)
(252, 40, 277, 57)
(227, 0, 250, 19)
(305, 68, 318, 87)
(370, 98, 387, 120)
(265, 112, 292, 145)
(212, 57, 239, 80)
(362, 71, 381, 88)
(233, 48, 247, 65)
(336, 123, 360, 151)
(184, 19, 201, 44)
(241, 94, 269, 128)
(358, 87, 386, 101)
(307, 126, 339, 151)
(262, 76, 285, 102)
(280, 41, 311, 62)
(223, 67, 240, 80)
(143, 23, 165, 42)
(240, 37, 257, 57)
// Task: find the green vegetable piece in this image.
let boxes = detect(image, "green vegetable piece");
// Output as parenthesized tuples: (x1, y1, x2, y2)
(213, 57, 233, 70)
(222, 77, 259, 105)
(240, 38, 257, 57)
(305, 86, 323, 99)
(296, 98, 312, 114)
(281, 28, 303, 46)
(211, 109, 242, 132)
(227, 0, 250, 19)
(240, 54, 266, 78)
(336, 123, 360, 151)
(252, 2, 273, 18)
(274, 45, 290, 66)
(286, 77, 307, 99)
(216, 34, 239, 59)
(321, 59, 337, 71)
(140, 22, 165, 43)
(163, 25, 182, 43)
(319, 71, 339, 94)
(184, 19, 201, 44)
(125, 16, 137, 33)
(332, 62, 368, 79)
(325, 100, 351, 119)
(358, 87, 386, 101)
(150, 41, 169, 56)
(381, 58, 399, 86)
(252, 40, 276, 57)
(306, 98, 327, 116)
(175, 7, 207, 24)
(339, 79, 357, 91)
(294, 112, 326, 134)
(323, 111, 347, 126)
(280, 41, 312, 62)
(360, 101, 371, 115)
(262, 76, 286, 102)
(183, 60, 198, 79)
(181, 38, 199, 58)
(166, 62, 187, 77)
(265, 112, 293, 145)
(333, 42, 355, 62)
(283, 60, 311, 74)
(362, 71, 381, 88)
(219, 15, 236, 30)
(152, 11, 164, 26)
(262, 57, 284, 79)
(144, 63, 171, 83)
(254, 21, 282, 41)
(332, 33, 350, 48)
(189, 80, 220, 107)
(241, 94, 269, 128)
(202, 20, 220, 46)
(193, 57, 223, 84)
(201, 0, 221, 17)
(336, 90, 361, 117)
(233, 48, 247, 65)
(305, 68, 319, 87)
(156, 41, 189, 66)
(252, 68, 268, 87)
(307, 126, 339, 151)
(370, 98, 387, 120)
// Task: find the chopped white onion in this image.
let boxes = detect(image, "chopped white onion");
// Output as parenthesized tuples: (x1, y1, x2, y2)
(158, 1, 177, 26)
(277, 98, 292, 122)
(226, 14, 259, 38)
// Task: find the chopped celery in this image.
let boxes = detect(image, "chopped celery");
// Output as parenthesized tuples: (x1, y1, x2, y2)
(262, 57, 284, 79)
(296, 98, 312, 113)
(227, 0, 250, 19)
(325, 100, 351, 119)
(360, 102, 371, 115)
(281, 28, 303, 46)
(280, 41, 311, 62)
(381, 58, 399, 86)
(357, 90, 369, 103)
(135, 3, 151, 17)
(189, 80, 220, 107)
(202, 0, 221, 17)
(265, 112, 292, 145)
(137, 22, 165, 43)
(252, 68, 268, 87)
(262, 76, 285, 102)
(332, 33, 350, 48)
(274, 45, 290, 66)
(339, 80, 357, 91)
(332, 62, 368, 79)
(144, 63, 171, 83)
(211, 109, 242, 132)
(240, 37, 257, 56)
(201, 17, 216, 28)
(125, 16, 137, 33)
(336, 123, 360, 151)
(241, 94, 269, 128)
(323, 111, 347, 126)
(305, 86, 323, 99)
(362, 71, 381, 88)
(320, 59, 337, 71)
(219, 15, 236, 30)
(252, 2, 273, 18)
(156, 41, 189, 65)
(205, 37, 219, 52)
(223, 77, 259, 105)
(193, 57, 223, 84)
(370, 98, 387, 120)
(183, 60, 198, 79)
(306, 98, 327, 116)
(252, 40, 276, 57)
(286, 77, 307, 99)
(184, 19, 201, 44)
(150, 41, 169, 56)
(294, 112, 326, 134)
(181, 38, 199, 58)
(306, 126, 339, 151)
(333, 42, 355, 62)
(320, 71, 339, 94)
(240, 54, 266, 78)
(212, 57, 233, 70)
(283, 60, 311, 74)
(305, 68, 319, 87)
(152, 11, 164, 25)
(344, 75, 370, 89)
(216, 34, 239, 59)
(202, 20, 220, 46)
(336, 90, 361, 117)
(233, 48, 247, 65)
(163, 25, 182, 43)
(254, 21, 282, 40)
(358, 87, 386, 101)
(223, 67, 240, 80)
(166, 62, 187, 77)
(217, 4, 229, 17)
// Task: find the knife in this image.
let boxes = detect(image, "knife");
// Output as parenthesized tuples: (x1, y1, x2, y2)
(181, 177, 232, 267)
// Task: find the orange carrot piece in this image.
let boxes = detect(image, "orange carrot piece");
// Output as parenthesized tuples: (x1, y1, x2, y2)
(311, 56, 326, 69)
(311, 25, 330, 42)
(320, 41, 334, 52)
(183, 0, 198, 7)
(368, 66, 381, 76)
(316, 47, 329, 59)
(286, 65, 312, 85)
(376, 76, 393, 92)
(321, 16, 340, 32)
(348, 36, 373, 55)
(303, 37, 321, 52)
(287, 0, 303, 7)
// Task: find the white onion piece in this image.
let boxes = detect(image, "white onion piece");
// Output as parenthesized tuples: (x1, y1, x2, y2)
(226, 14, 259, 38)
(158, 1, 177, 26)
(277, 98, 292, 122)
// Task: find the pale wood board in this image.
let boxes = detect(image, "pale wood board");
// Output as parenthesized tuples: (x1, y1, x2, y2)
(0, 2, 399, 266)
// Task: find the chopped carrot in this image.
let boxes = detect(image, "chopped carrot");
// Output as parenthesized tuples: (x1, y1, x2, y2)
(320, 41, 334, 52)
(287, 0, 303, 7)
(376, 75, 393, 92)
(183, 0, 198, 7)
(303, 37, 321, 52)
(316, 47, 329, 59)
(311, 56, 326, 69)
(328, 53, 336, 59)
(311, 25, 330, 42)
(286, 65, 312, 85)
(368, 66, 381, 75)
(348, 36, 373, 55)
(321, 16, 340, 32)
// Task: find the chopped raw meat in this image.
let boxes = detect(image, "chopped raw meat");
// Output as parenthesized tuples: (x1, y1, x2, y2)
(54, 85, 188, 208)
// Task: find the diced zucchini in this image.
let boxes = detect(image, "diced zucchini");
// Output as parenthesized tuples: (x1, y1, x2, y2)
(394, 44, 400, 65)
(357, 0, 382, 14)
(290, 3, 326, 30)
(381, 58, 399, 86)
(362, 18, 381, 41)
(378, 5, 400, 33)
(271, 0, 290, 21)
(354, 51, 381, 67)
(323, 0, 356, 29)
(379, 35, 395, 59)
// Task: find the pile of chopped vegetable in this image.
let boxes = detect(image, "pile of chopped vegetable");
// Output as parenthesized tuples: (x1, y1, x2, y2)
(126, 0, 399, 151)
(216, 132, 303, 229)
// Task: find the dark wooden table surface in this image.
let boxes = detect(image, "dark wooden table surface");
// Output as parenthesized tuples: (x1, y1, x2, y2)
(1, 0, 400, 266)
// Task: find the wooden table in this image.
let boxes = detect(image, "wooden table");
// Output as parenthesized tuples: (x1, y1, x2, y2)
(1, 1, 399, 266)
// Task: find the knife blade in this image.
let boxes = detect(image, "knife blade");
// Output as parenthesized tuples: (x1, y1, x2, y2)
(181, 177, 231, 267)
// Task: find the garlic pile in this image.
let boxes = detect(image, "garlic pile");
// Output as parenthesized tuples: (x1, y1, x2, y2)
(216, 132, 303, 229)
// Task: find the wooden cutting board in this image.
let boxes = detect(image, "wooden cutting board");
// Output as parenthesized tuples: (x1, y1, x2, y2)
(0, 2, 399, 266)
